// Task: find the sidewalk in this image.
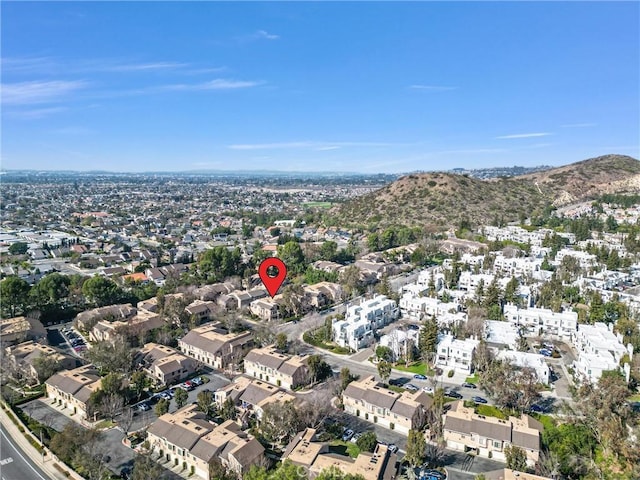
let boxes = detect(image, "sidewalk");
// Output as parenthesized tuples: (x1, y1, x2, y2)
(0, 404, 82, 480)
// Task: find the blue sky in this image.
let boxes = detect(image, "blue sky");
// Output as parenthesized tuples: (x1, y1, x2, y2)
(2, 2, 638, 173)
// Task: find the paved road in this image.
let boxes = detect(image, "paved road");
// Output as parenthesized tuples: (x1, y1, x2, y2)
(0, 423, 49, 480)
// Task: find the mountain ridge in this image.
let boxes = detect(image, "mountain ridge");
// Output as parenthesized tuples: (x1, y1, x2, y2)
(330, 154, 640, 229)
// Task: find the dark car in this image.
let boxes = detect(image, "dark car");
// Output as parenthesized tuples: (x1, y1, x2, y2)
(444, 390, 462, 399)
(462, 382, 477, 389)
(413, 374, 427, 380)
(529, 404, 545, 413)
(472, 396, 488, 404)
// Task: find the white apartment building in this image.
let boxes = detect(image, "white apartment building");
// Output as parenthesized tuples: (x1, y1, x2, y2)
(333, 295, 399, 351)
(493, 254, 544, 278)
(485, 320, 520, 350)
(458, 272, 495, 295)
(503, 305, 578, 341)
(435, 334, 479, 374)
(379, 328, 420, 361)
(554, 248, 597, 268)
(496, 350, 550, 385)
(399, 293, 460, 319)
(573, 322, 633, 384)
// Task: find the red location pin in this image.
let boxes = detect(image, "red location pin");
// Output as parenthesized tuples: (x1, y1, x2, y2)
(258, 257, 287, 298)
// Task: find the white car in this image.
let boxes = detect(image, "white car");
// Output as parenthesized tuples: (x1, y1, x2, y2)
(342, 429, 354, 442)
(422, 386, 434, 394)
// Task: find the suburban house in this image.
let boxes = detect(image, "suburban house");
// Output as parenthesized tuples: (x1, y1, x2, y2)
(135, 343, 196, 386)
(342, 375, 433, 435)
(0, 316, 47, 346)
(443, 401, 543, 467)
(185, 300, 217, 324)
(214, 377, 297, 424)
(4, 341, 77, 385)
(484, 469, 554, 480)
(74, 303, 136, 331)
(243, 346, 310, 390)
(89, 310, 164, 343)
(435, 334, 479, 374)
(333, 295, 399, 351)
(282, 428, 398, 480)
(178, 324, 253, 371)
(249, 298, 280, 321)
(146, 404, 265, 479)
(45, 365, 102, 420)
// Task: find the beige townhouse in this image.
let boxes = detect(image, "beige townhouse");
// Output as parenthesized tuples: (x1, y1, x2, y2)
(243, 346, 310, 390)
(443, 401, 542, 467)
(342, 375, 432, 435)
(178, 323, 253, 371)
(146, 404, 264, 479)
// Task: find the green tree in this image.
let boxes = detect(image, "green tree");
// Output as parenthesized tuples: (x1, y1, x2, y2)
(154, 398, 169, 416)
(29, 273, 70, 309)
(32, 353, 62, 383)
(320, 241, 338, 261)
(131, 454, 163, 480)
(196, 390, 214, 417)
(275, 332, 289, 352)
(81, 276, 123, 307)
(340, 265, 363, 298)
(375, 345, 393, 362)
(130, 371, 147, 400)
(405, 429, 427, 467)
(221, 397, 237, 420)
(277, 241, 305, 275)
(308, 354, 332, 384)
(9, 242, 29, 255)
(377, 361, 392, 385)
(259, 400, 302, 449)
(174, 387, 188, 409)
(356, 431, 378, 452)
(0, 276, 30, 317)
(367, 233, 380, 252)
(100, 372, 124, 396)
(505, 445, 528, 471)
(339, 367, 356, 392)
(419, 316, 438, 364)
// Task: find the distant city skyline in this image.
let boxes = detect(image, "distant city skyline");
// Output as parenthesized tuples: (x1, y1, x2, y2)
(2, 2, 638, 173)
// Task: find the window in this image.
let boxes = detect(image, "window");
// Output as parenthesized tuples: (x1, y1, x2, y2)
(493, 441, 501, 449)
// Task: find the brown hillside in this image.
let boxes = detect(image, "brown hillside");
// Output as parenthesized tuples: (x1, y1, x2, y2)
(331, 154, 640, 229)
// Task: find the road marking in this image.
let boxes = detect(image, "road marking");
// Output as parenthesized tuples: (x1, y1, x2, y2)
(0, 428, 47, 480)
(0, 457, 13, 465)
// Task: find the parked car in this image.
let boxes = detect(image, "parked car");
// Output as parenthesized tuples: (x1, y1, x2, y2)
(539, 349, 552, 357)
(342, 429, 354, 442)
(405, 383, 419, 391)
(462, 382, 477, 389)
(350, 432, 362, 444)
(137, 402, 150, 411)
(529, 404, 545, 413)
(472, 396, 488, 404)
(420, 469, 446, 480)
(191, 376, 204, 386)
(413, 374, 427, 380)
(388, 444, 398, 454)
(444, 390, 462, 399)
(422, 386, 434, 394)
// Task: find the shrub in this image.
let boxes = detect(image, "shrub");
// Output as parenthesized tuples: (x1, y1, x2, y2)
(448, 370, 454, 378)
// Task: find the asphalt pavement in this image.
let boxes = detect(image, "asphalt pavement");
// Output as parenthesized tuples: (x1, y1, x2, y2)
(0, 423, 49, 480)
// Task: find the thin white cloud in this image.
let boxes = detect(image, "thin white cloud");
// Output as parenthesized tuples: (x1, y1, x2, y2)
(317, 146, 341, 151)
(1, 80, 88, 105)
(228, 141, 408, 150)
(496, 132, 552, 139)
(50, 126, 93, 135)
(4, 106, 68, 119)
(102, 62, 189, 72)
(409, 85, 457, 91)
(1, 56, 58, 74)
(560, 123, 597, 128)
(255, 30, 279, 40)
(161, 79, 263, 91)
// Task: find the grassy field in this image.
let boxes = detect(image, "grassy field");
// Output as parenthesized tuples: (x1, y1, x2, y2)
(393, 362, 434, 376)
(329, 440, 361, 458)
(303, 201, 333, 208)
(464, 374, 479, 384)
